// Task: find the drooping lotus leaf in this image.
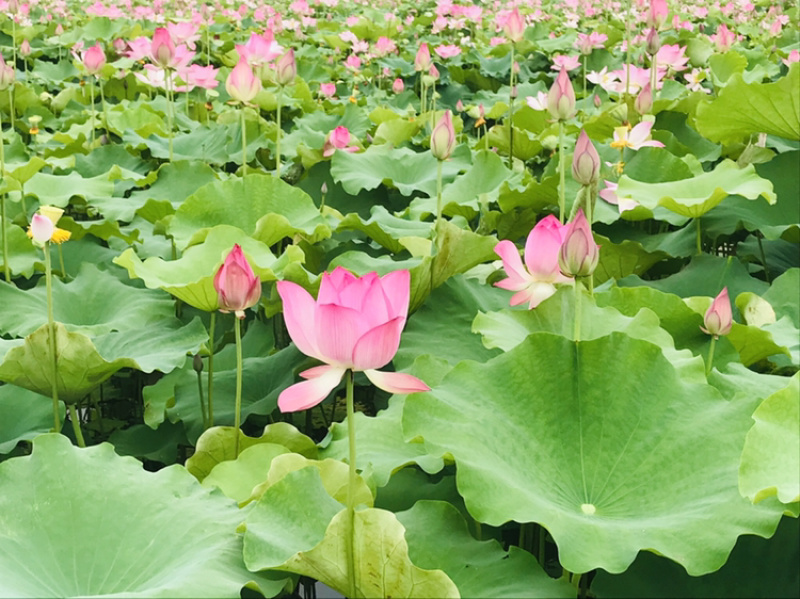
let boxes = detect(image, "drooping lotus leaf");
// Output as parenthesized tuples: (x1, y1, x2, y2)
(397, 500, 574, 598)
(114, 225, 304, 311)
(402, 332, 785, 575)
(695, 63, 800, 143)
(318, 397, 444, 488)
(167, 173, 331, 250)
(0, 262, 177, 337)
(0, 434, 288, 598)
(330, 143, 471, 198)
(614, 160, 775, 219)
(202, 442, 293, 503)
(186, 426, 288, 482)
(739, 375, 800, 506)
(243, 467, 459, 598)
(0, 385, 63, 454)
(337, 205, 432, 254)
(0, 319, 206, 403)
(592, 515, 800, 598)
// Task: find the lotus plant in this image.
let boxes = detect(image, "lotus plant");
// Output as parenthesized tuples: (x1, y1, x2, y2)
(322, 126, 358, 157)
(77, 43, 107, 144)
(503, 7, 525, 168)
(559, 209, 599, 340)
(273, 48, 296, 177)
(277, 266, 429, 598)
(548, 66, 576, 222)
(0, 54, 13, 282)
(214, 244, 261, 457)
(226, 56, 261, 176)
(430, 110, 455, 263)
(702, 287, 733, 376)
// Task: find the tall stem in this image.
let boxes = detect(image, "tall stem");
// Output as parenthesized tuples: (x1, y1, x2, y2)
(1, 108, 8, 283)
(240, 105, 247, 177)
(508, 45, 515, 170)
(8, 87, 14, 133)
(166, 69, 174, 163)
(696, 217, 702, 255)
(89, 81, 95, 145)
(431, 159, 444, 293)
(233, 315, 243, 458)
(98, 77, 109, 140)
(582, 58, 587, 99)
(207, 310, 216, 427)
(705, 336, 717, 377)
(196, 362, 207, 429)
(345, 369, 357, 599)
(68, 403, 85, 447)
(44, 244, 61, 433)
(275, 87, 282, 177)
(574, 279, 582, 342)
(558, 120, 567, 223)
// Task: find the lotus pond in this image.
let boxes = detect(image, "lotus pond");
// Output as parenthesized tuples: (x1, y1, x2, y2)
(0, 0, 798, 597)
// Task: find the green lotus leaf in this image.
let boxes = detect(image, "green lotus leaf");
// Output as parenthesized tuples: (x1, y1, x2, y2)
(123, 122, 234, 164)
(0, 263, 177, 337)
(105, 100, 169, 137)
(763, 268, 800, 327)
(259, 421, 318, 458)
(23, 170, 116, 208)
(186, 426, 286, 482)
(0, 318, 206, 403)
(403, 332, 784, 575)
(397, 500, 574, 598)
(0, 434, 287, 598)
(497, 171, 559, 213)
(168, 173, 330, 251)
(615, 160, 775, 219)
(708, 50, 748, 86)
(695, 63, 800, 143)
(0, 223, 40, 278)
(114, 225, 303, 311)
(330, 143, 471, 198)
(0, 385, 63, 454)
(594, 233, 669, 285)
(739, 375, 800, 506)
(337, 205, 432, 254)
(202, 442, 293, 503)
(107, 421, 187, 465)
(318, 398, 444, 488)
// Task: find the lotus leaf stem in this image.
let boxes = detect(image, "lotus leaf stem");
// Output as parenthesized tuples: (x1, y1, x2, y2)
(345, 369, 357, 599)
(233, 315, 243, 458)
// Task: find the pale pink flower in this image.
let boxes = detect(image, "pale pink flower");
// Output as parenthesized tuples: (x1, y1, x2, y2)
(344, 54, 361, 70)
(782, 50, 799, 67)
(435, 44, 461, 59)
(574, 32, 607, 54)
(526, 91, 549, 111)
(225, 56, 261, 103)
(710, 23, 736, 52)
(319, 82, 336, 97)
(392, 78, 404, 94)
(178, 64, 219, 91)
(610, 121, 665, 150)
(551, 54, 581, 72)
(701, 288, 733, 337)
(599, 180, 639, 213)
(322, 126, 358, 157)
(656, 44, 689, 72)
(214, 244, 262, 319)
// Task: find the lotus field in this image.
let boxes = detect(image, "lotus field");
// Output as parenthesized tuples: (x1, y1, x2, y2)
(0, 0, 798, 596)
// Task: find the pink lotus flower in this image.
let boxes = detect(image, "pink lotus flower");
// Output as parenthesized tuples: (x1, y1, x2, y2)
(710, 23, 736, 52)
(392, 78, 404, 94)
(414, 42, 432, 72)
(236, 31, 283, 79)
(574, 32, 607, 55)
(656, 44, 689, 72)
(344, 54, 361, 70)
(166, 21, 201, 50)
(374, 36, 397, 56)
(783, 50, 800, 67)
(322, 126, 358, 157)
(19, 39, 31, 58)
(550, 54, 581, 72)
(572, 130, 600, 186)
(179, 64, 219, 91)
(599, 180, 639, 213)
(319, 82, 336, 97)
(502, 7, 525, 43)
(214, 244, 262, 319)
(29, 213, 55, 245)
(435, 44, 461, 59)
(634, 82, 653, 115)
(0, 55, 14, 91)
(645, 0, 669, 29)
(526, 91, 548, 111)
(701, 288, 733, 337)
(610, 121, 664, 150)
(276, 267, 430, 412)
(547, 66, 576, 121)
(81, 43, 106, 76)
(225, 56, 261, 103)
(558, 209, 599, 278)
(275, 48, 296, 86)
(494, 215, 573, 309)
(151, 27, 176, 68)
(430, 110, 455, 161)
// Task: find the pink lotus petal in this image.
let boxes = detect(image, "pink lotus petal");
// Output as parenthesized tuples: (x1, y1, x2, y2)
(316, 303, 366, 367)
(494, 240, 531, 290)
(278, 365, 346, 412)
(526, 281, 563, 309)
(277, 280, 321, 361)
(363, 369, 431, 394)
(524, 215, 567, 280)
(376, 269, 410, 321)
(352, 317, 405, 371)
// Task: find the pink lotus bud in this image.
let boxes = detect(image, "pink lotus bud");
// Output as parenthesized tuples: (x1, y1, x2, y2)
(701, 288, 733, 337)
(571, 130, 600, 186)
(29, 213, 55, 245)
(428, 64, 439, 79)
(430, 109, 455, 161)
(225, 56, 261, 103)
(392, 77, 404, 93)
(414, 42, 432, 72)
(151, 27, 175, 68)
(20, 39, 31, 57)
(547, 66, 576, 121)
(645, 28, 660, 55)
(322, 125, 358, 157)
(0, 55, 15, 91)
(558, 209, 599, 278)
(646, 0, 669, 30)
(55, 24, 64, 35)
(634, 82, 653, 115)
(83, 43, 106, 75)
(593, 94, 601, 107)
(214, 244, 262, 319)
(275, 48, 296, 86)
(503, 7, 525, 43)
(456, 99, 464, 112)
(112, 38, 127, 54)
(319, 82, 336, 97)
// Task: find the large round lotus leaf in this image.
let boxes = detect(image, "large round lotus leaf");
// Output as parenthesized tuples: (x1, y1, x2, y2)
(397, 500, 574, 598)
(739, 375, 800, 506)
(403, 332, 784, 575)
(0, 385, 63, 454)
(0, 434, 287, 598)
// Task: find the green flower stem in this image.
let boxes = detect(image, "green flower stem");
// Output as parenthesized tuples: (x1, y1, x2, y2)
(696, 217, 702, 255)
(240, 105, 247, 177)
(558, 120, 567, 223)
(165, 69, 174, 163)
(275, 87, 282, 177)
(44, 243, 61, 433)
(1, 108, 8, 282)
(57, 244, 66, 279)
(345, 369, 357, 599)
(574, 279, 583, 343)
(89, 82, 95, 145)
(431, 158, 444, 293)
(233, 315, 243, 458)
(705, 336, 717, 377)
(68, 403, 85, 448)
(582, 58, 587, 99)
(8, 87, 14, 133)
(207, 310, 216, 427)
(508, 44, 515, 170)
(196, 364, 207, 430)
(650, 55, 658, 105)
(98, 77, 109, 140)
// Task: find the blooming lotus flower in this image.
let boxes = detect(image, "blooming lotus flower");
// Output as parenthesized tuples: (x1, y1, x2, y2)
(558, 209, 599, 278)
(547, 66, 576, 121)
(226, 56, 261, 103)
(599, 180, 639, 213)
(151, 27, 176, 68)
(435, 44, 461, 59)
(27, 206, 71, 246)
(276, 267, 430, 412)
(322, 126, 358, 157)
(710, 23, 736, 52)
(526, 91, 548, 111)
(656, 44, 689, 73)
(414, 42, 432, 72)
(81, 43, 106, 76)
(236, 31, 283, 80)
(574, 32, 607, 55)
(550, 54, 581, 72)
(179, 64, 219, 91)
(503, 7, 525, 43)
(275, 48, 296, 86)
(701, 288, 733, 337)
(572, 130, 600, 186)
(494, 215, 573, 309)
(214, 244, 261, 319)
(430, 110, 455, 161)
(319, 82, 336, 97)
(610, 121, 664, 150)
(782, 50, 800, 67)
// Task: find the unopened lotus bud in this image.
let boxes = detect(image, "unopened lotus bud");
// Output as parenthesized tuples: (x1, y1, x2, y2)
(151, 27, 175, 67)
(645, 28, 660, 56)
(430, 109, 455, 161)
(392, 77, 404, 93)
(503, 7, 525, 43)
(593, 94, 601, 107)
(275, 48, 296, 86)
(571, 130, 600, 186)
(20, 39, 31, 57)
(226, 56, 261, 103)
(414, 42, 432, 72)
(193, 353, 204, 373)
(635, 82, 653, 115)
(547, 66, 576, 121)
(701, 288, 733, 337)
(558, 209, 599, 278)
